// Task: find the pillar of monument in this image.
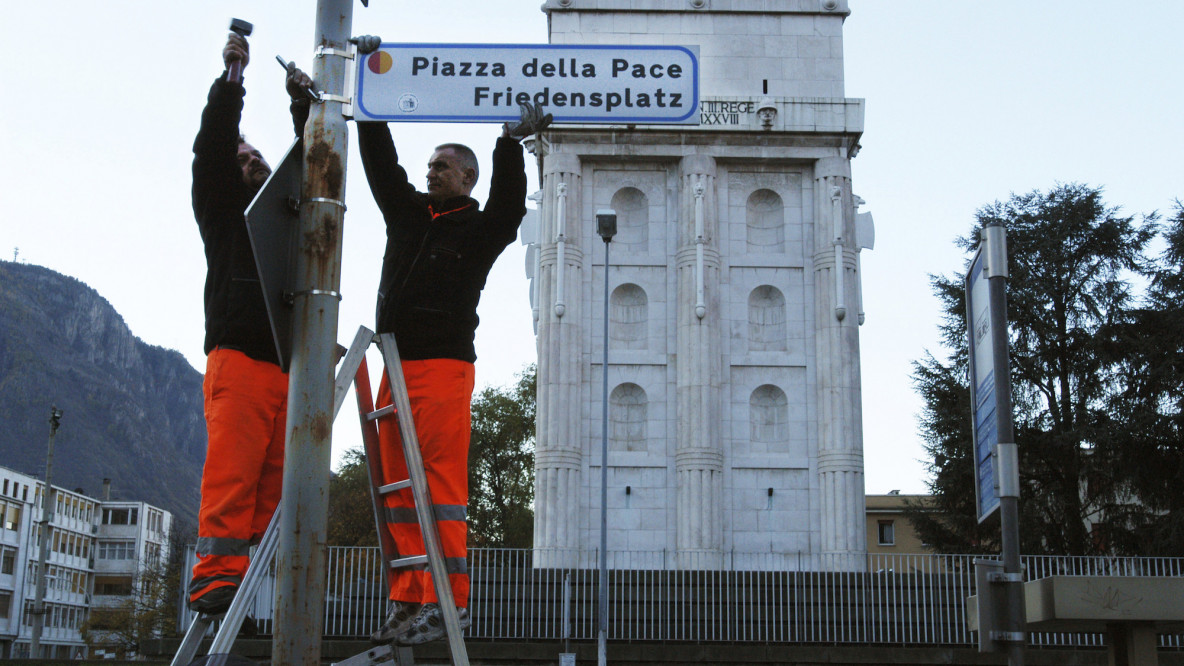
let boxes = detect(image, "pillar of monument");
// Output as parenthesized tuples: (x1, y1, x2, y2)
(534, 152, 586, 566)
(811, 156, 867, 569)
(674, 155, 724, 567)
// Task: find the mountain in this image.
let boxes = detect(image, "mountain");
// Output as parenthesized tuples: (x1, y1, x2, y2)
(0, 260, 205, 527)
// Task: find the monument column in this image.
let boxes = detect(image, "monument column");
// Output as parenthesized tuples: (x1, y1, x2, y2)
(675, 155, 723, 566)
(812, 156, 867, 568)
(534, 152, 586, 566)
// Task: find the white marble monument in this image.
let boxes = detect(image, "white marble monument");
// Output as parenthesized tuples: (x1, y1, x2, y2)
(527, 0, 872, 570)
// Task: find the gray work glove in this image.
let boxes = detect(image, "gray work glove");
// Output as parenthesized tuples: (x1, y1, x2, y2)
(352, 35, 382, 54)
(502, 101, 553, 138)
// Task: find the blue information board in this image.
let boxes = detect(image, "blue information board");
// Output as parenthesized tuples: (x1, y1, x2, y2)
(965, 247, 1000, 522)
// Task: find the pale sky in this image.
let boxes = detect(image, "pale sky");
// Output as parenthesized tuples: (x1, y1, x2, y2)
(2, 2, 1180, 494)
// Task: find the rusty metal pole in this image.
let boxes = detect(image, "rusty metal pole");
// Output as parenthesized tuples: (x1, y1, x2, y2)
(273, 0, 353, 663)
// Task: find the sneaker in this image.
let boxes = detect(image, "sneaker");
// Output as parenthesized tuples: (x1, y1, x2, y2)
(396, 603, 471, 646)
(188, 585, 237, 616)
(370, 601, 421, 645)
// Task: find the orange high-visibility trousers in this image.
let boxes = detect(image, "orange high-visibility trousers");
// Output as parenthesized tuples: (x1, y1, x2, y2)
(375, 359, 474, 608)
(189, 348, 287, 603)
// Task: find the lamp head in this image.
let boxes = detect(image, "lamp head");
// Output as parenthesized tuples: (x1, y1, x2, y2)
(595, 209, 617, 242)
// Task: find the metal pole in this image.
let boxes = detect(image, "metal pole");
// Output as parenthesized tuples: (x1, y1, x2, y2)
(597, 236, 610, 666)
(273, 1, 352, 663)
(985, 221, 1025, 666)
(30, 406, 62, 659)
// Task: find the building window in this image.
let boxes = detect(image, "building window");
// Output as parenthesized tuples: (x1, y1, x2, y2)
(94, 576, 134, 596)
(0, 591, 11, 619)
(877, 520, 896, 546)
(102, 507, 138, 525)
(97, 541, 135, 560)
(147, 509, 164, 535)
(2, 500, 20, 531)
(145, 542, 162, 568)
(1, 545, 15, 575)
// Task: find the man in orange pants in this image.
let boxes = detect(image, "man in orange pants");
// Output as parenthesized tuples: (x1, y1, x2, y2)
(187, 31, 312, 615)
(357, 95, 549, 644)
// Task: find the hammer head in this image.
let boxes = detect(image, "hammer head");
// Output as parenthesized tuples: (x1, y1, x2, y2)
(229, 18, 254, 37)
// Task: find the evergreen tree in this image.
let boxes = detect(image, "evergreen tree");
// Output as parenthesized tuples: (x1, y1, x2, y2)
(327, 365, 537, 549)
(327, 447, 380, 547)
(468, 365, 536, 548)
(1102, 202, 1184, 555)
(909, 184, 1158, 555)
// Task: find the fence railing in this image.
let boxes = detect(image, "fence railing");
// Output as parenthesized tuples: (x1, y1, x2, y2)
(179, 548, 1184, 648)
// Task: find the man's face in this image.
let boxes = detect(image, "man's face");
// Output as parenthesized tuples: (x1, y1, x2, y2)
(237, 142, 271, 189)
(425, 148, 472, 202)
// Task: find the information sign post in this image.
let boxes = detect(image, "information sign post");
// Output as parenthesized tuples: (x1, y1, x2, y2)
(965, 221, 1025, 665)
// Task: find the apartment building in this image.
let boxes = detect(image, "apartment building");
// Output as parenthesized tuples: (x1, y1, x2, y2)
(0, 466, 172, 659)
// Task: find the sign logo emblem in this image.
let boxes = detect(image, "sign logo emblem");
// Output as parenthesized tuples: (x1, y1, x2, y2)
(397, 94, 419, 113)
(367, 52, 393, 75)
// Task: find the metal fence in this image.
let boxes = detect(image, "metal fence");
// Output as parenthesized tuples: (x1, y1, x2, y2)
(180, 547, 1184, 648)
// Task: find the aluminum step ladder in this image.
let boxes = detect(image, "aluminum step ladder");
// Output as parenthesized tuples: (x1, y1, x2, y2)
(171, 326, 469, 666)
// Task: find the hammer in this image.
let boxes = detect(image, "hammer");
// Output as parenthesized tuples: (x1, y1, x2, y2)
(226, 18, 254, 83)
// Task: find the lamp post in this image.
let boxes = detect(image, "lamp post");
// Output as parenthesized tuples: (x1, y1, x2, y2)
(595, 209, 616, 666)
(31, 405, 63, 658)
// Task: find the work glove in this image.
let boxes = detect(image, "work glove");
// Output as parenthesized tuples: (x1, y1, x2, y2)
(503, 101, 553, 138)
(352, 35, 382, 54)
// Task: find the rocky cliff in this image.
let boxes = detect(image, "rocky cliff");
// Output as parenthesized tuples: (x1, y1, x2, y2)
(0, 260, 205, 526)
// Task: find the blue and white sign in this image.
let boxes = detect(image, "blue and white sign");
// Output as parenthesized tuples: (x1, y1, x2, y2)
(354, 43, 700, 124)
(966, 247, 1000, 522)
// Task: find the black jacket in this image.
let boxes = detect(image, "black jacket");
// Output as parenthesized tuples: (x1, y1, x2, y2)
(192, 76, 307, 365)
(357, 123, 527, 362)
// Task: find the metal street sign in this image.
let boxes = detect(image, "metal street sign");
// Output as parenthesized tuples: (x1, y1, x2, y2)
(966, 245, 1000, 522)
(245, 138, 302, 372)
(354, 43, 700, 124)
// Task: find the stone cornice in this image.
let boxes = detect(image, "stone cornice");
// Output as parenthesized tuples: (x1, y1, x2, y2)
(542, 0, 850, 17)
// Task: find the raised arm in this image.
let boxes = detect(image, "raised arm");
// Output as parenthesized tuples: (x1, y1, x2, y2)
(357, 121, 417, 217)
(481, 135, 529, 246)
(192, 34, 250, 225)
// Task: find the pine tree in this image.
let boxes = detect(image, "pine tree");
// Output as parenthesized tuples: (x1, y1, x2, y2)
(467, 365, 536, 548)
(909, 184, 1158, 555)
(1102, 202, 1184, 555)
(326, 365, 538, 549)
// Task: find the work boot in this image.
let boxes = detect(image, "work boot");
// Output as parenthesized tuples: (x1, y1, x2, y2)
(370, 601, 421, 645)
(188, 585, 237, 616)
(396, 603, 470, 646)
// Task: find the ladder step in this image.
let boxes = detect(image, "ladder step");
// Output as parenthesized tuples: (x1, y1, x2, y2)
(366, 404, 395, 421)
(378, 480, 412, 495)
(389, 555, 428, 569)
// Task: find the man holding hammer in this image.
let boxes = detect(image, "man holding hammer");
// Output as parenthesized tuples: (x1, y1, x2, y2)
(187, 22, 312, 615)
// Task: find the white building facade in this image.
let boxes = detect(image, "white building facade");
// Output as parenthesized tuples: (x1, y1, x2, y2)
(529, 0, 872, 569)
(0, 466, 172, 658)
(90, 498, 173, 650)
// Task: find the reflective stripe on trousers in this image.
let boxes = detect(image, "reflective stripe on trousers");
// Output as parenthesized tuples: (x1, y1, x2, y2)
(190, 348, 287, 601)
(376, 358, 474, 608)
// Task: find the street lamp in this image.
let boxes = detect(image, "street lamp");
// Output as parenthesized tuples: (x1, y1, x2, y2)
(31, 405, 63, 658)
(595, 209, 616, 666)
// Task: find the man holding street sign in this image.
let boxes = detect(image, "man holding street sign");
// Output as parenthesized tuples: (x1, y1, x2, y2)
(357, 57, 550, 643)
(187, 28, 312, 616)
